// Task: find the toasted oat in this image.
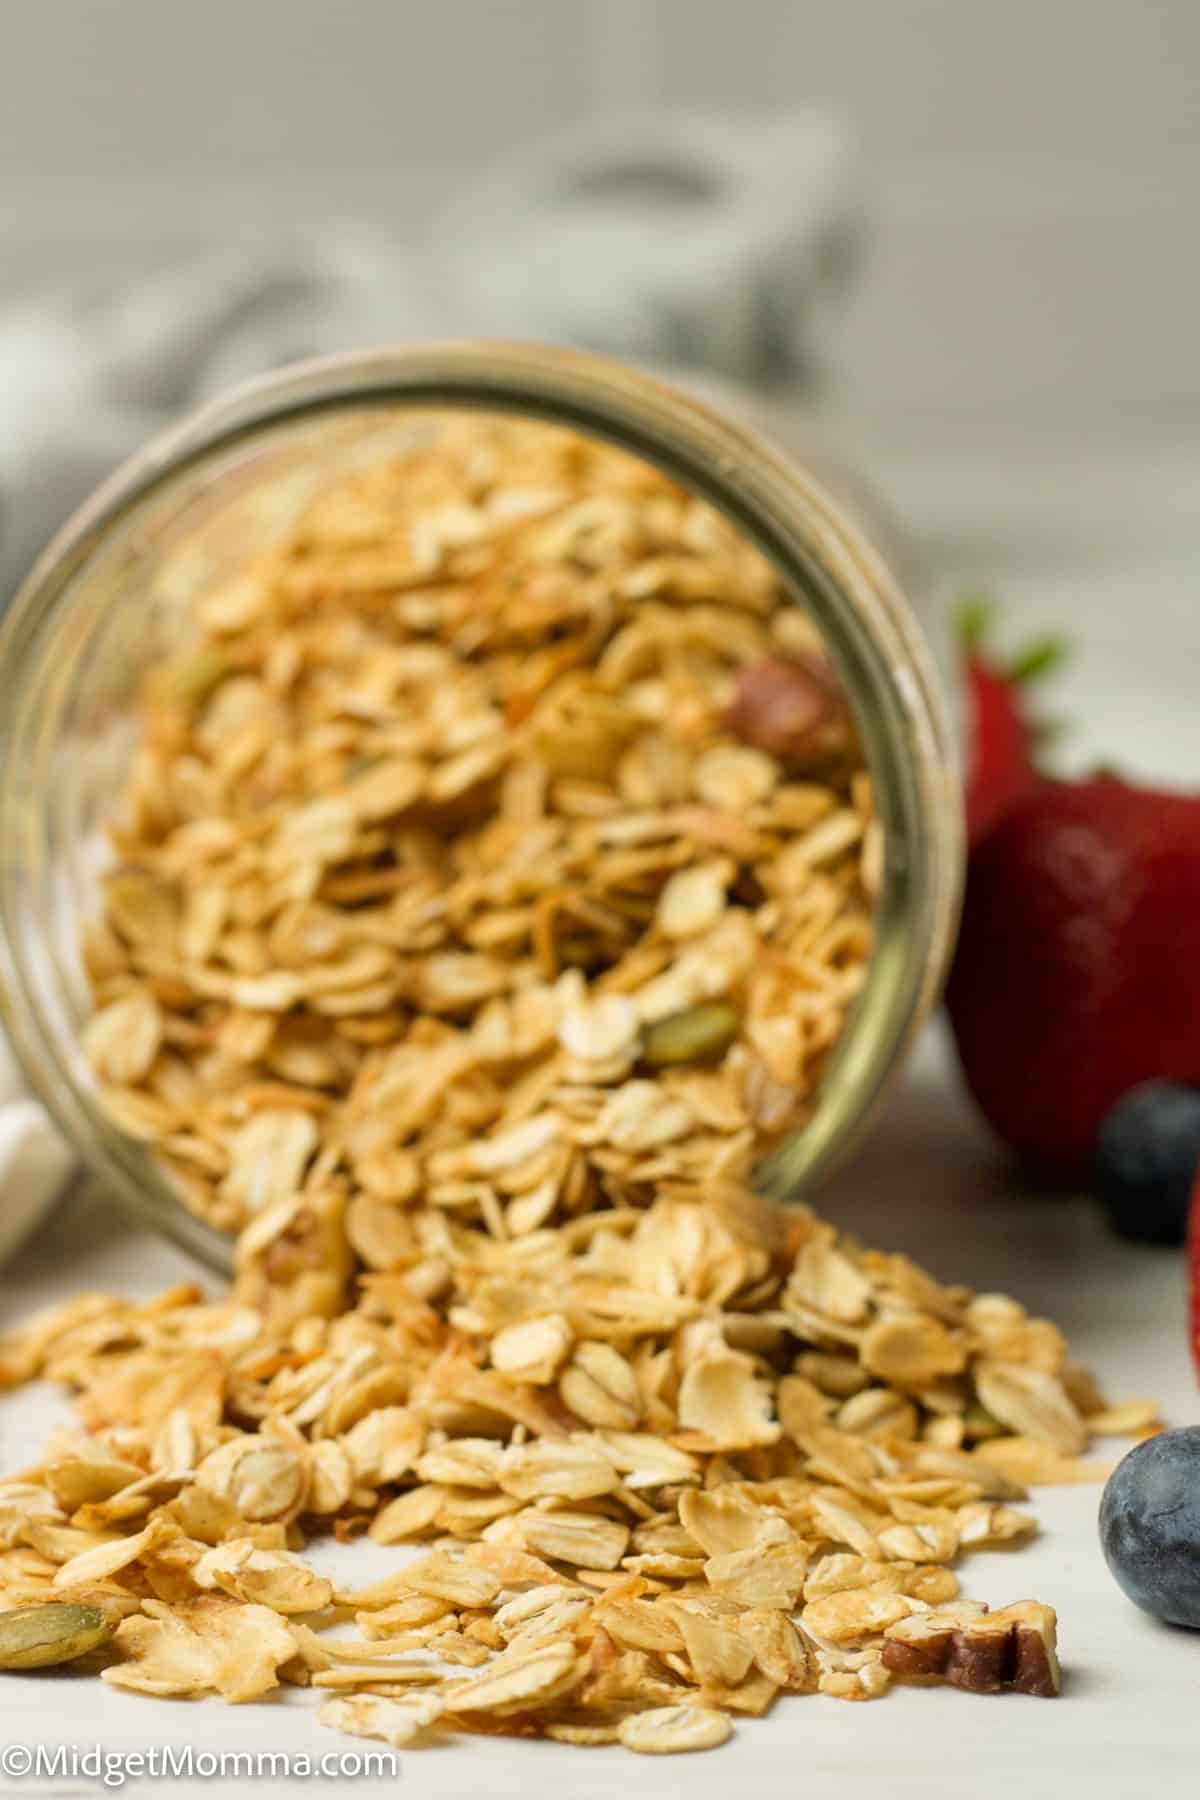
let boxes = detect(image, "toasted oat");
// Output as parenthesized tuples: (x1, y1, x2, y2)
(102, 1596, 296, 1703)
(1084, 1400, 1162, 1438)
(617, 1704, 733, 1754)
(318, 1692, 443, 1747)
(192, 1540, 333, 1612)
(559, 1342, 643, 1430)
(974, 1363, 1087, 1455)
(442, 1638, 585, 1715)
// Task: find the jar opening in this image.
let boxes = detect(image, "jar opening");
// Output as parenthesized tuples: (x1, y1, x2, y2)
(0, 345, 961, 1274)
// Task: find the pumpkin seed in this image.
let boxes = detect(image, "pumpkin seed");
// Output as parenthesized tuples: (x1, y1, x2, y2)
(640, 1002, 740, 1067)
(147, 646, 230, 710)
(0, 1602, 113, 1670)
(102, 867, 182, 952)
(962, 1402, 1006, 1442)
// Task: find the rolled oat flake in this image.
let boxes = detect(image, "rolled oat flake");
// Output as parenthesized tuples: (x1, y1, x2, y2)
(0, 1602, 113, 1670)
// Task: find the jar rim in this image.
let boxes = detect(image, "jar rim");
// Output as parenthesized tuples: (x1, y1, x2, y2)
(0, 341, 963, 1275)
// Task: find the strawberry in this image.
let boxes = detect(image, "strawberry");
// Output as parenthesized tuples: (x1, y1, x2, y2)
(1190, 1169, 1200, 1379)
(965, 652, 1036, 845)
(946, 773, 1200, 1175)
(958, 601, 1063, 846)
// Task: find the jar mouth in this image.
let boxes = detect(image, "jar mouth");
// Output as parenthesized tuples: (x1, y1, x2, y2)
(0, 342, 962, 1276)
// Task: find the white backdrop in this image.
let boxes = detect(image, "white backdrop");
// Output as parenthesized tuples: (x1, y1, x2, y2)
(3, 0, 1199, 442)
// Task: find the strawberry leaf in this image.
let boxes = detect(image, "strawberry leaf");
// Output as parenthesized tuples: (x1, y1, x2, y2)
(1008, 637, 1068, 683)
(955, 596, 997, 651)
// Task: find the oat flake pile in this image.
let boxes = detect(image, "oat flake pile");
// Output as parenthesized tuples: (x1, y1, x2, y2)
(0, 417, 1158, 1754)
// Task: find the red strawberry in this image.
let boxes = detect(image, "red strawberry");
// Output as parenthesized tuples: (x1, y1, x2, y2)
(959, 601, 1064, 845)
(1190, 1170, 1200, 1378)
(946, 774, 1200, 1175)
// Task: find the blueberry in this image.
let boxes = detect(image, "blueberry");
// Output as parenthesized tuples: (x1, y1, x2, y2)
(1099, 1427, 1200, 1628)
(1092, 1081, 1200, 1246)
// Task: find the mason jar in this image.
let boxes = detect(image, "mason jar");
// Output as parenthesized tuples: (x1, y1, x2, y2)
(0, 342, 962, 1275)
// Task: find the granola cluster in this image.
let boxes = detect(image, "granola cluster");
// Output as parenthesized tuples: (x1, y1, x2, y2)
(0, 417, 1159, 1754)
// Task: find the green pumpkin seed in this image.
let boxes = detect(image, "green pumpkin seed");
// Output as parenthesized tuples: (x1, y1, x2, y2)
(640, 1002, 740, 1068)
(147, 646, 230, 711)
(962, 1403, 1006, 1442)
(102, 867, 182, 953)
(964, 1396, 1007, 1440)
(344, 751, 387, 782)
(0, 1602, 113, 1670)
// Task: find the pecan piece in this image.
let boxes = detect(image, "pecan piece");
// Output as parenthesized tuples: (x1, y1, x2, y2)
(727, 654, 855, 768)
(881, 1600, 1060, 1696)
(1007, 1601, 1062, 1698)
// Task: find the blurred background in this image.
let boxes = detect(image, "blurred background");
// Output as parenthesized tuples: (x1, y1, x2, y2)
(2, 0, 1198, 769)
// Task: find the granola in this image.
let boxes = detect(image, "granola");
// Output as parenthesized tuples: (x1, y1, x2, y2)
(81, 415, 877, 1247)
(0, 1175, 1159, 1748)
(0, 416, 1160, 1755)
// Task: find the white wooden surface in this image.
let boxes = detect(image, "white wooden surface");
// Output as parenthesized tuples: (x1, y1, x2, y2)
(2, 431, 1200, 1788)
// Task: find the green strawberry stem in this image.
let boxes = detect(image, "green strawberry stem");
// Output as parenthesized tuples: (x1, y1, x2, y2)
(954, 597, 996, 652)
(954, 595, 1069, 687)
(1008, 638, 1069, 683)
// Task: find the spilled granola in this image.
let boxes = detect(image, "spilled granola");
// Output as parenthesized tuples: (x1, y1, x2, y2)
(0, 416, 1159, 1753)
(0, 1192, 1154, 1749)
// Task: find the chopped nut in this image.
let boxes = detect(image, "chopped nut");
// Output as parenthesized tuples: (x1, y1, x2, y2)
(728, 654, 854, 767)
(881, 1600, 1060, 1696)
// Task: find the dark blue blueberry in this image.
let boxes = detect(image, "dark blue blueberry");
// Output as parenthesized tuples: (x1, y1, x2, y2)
(1092, 1081, 1200, 1246)
(1099, 1427, 1200, 1628)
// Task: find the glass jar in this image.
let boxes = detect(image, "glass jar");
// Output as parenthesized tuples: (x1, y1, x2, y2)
(0, 342, 962, 1275)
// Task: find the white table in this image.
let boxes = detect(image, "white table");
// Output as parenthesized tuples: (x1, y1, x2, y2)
(1, 433, 1198, 1795)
